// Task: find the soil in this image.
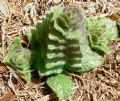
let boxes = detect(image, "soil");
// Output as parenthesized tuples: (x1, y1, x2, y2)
(0, 0, 120, 101)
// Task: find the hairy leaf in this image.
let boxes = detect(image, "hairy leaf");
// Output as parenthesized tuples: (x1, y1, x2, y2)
(86, 16, 118, 53)
(3, 37, 31, 81)
(46, 74, 73, 100)
(28, 12, 64, 76)
(54, 6, 104, 72)
(67, 44, 104, 72)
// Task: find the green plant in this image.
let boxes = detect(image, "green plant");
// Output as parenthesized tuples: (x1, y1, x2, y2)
(27, 5, 104, 75)
(3, 37, 31, 81)
(86, 16, 118, 54)
(46, 74, 73, 100)
(3, 5, 118, 100)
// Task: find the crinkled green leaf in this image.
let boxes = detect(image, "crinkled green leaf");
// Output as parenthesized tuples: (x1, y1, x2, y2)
(27, 5, 104, 76)
(46, 74, 73, 100)
(55, 6, 104, 72)
(28, 5, 84, 76)
(3, 37, 31, 81)
(28, 12, 64, 76)
(86, 16, 118, 53)
(67, 44, 104, 72)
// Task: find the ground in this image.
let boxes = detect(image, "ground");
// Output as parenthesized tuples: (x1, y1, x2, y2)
(0, 0, 120, 101)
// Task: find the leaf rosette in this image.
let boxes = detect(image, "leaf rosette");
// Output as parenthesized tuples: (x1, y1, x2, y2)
(3, 38, 31, 81)
(86, 16, 118, 53)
